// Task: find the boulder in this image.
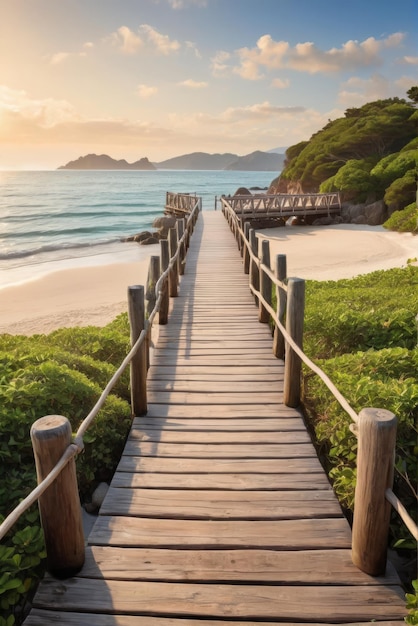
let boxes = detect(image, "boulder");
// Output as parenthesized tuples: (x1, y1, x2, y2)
(140, 236, 160, 245)
(352, 214, 367, 224)
(364, 200, 387, 225)
(234, 187, 252, 196)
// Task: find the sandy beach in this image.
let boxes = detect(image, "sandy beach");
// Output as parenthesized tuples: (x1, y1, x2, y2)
(0, 223, 416, 336)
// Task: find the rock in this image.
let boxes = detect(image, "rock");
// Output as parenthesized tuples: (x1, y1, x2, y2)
(234, 187, 252, 196)
(364, 200, 387, 225)
(341, 203, 366, 222)
(312, 216, 335, 226)
(140, 236, 159, 245)
(92, 482, 109, 510)
(152, 215, 177, 230)
(352, 214, 367, 224)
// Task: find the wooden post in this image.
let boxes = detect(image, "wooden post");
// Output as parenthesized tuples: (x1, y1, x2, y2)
(283, 277, 305, 407)
(352, 408, 397, 575)
(177, 218, 186, 275)
(169, 227, 179, 297)
(159, 239, 170, 325)
(249, 229, 259, 305)
(30, 415, 84, 578)
(243, 222, 250, 275)
(128, 285, 147, 416)
(259, 239, 271, 324)
(145, 255, 161, 318)
(273, 254, 287, 359)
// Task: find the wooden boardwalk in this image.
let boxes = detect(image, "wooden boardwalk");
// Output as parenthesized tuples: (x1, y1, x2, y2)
(26, 211, 406, 624)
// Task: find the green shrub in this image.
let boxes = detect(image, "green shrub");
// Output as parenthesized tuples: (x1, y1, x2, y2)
(0, 318, 133, 623)
(301, 267, 418, 552)
(384, 202, 418, 233)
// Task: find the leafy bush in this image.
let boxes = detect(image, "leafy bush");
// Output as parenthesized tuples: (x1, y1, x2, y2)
(384, 202, 418, 233)
(301, 267, 418, 552)
(0, 317, 133, 623)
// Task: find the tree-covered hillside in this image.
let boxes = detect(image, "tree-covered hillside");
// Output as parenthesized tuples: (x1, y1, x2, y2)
(270, 89, 418, 230)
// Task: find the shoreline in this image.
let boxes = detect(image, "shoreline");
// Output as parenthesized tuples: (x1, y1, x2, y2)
(0, 223, 416, 336)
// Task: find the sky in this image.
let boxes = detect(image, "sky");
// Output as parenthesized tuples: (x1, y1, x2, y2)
(0, 0, 417, 170)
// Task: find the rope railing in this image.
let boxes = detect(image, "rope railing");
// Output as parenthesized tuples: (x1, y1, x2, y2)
(0, 196, 201, 555)
(221, 195, 418, 576)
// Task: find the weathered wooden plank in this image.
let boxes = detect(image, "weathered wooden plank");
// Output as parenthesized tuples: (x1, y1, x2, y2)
(100, 487, 342, 519)
(147, 368, 282, 381)
(89, 516, 351, 548)
(24, 611, 407, 626)
(77, 546, 400, 584)
(146, 392, 282, 405)
(143, 404, 302, 419)
(122, 441, 316, 458)
(150, 357, 280, 367)
(146, 381, 282, 393)
(116, 456, 325, 474)
(132, 417, 306, 431)
(127, 429, 311, 444)
(32, 579, 407, 620)
(111, 471, 330, 490)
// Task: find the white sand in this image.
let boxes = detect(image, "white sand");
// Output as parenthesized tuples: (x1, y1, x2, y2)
(0, 259, 151, 335)
(0, 223, 416, 335)
(258, 224, 417, 281)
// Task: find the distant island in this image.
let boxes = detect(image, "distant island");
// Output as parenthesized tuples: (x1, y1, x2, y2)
(58, 150, 285, 172)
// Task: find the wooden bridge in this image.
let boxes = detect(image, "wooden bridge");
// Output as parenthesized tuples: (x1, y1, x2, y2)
(24, 209, 407, 624)
(220, 191, 341, 225)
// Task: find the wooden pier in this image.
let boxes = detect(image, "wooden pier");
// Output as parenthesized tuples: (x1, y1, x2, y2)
(25, 211, 406, 624)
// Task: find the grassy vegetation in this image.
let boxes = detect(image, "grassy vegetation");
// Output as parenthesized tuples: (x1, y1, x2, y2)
(301, 265, 418, 552)
(0, 313, 132, 625)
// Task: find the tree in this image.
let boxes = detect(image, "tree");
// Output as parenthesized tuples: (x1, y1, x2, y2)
(406, 86, 418, 105)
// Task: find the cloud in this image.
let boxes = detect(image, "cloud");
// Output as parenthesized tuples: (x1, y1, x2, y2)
(400, 56, 418, 65)
(137, 84, 158, 98)
(108, 26, 144, 54)
(0, 85, 79, 130)
(271, 78, 290, 89)
(226, 32, 406, 79)
(338, 74, 393, 106)
(178, 79, 208, 88)
(140, 24, 180, 55)
(107, 24, 180, 55)
(395, 76, 418, 90)
(185, 40, 202, 59)
(210, 51, 232, 77)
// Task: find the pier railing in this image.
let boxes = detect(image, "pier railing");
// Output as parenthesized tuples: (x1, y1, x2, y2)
(165, 191, 199, 217)
(221, 196, 418, 577)
(220, 191, 341, 220)
(0, 193, 201, 576)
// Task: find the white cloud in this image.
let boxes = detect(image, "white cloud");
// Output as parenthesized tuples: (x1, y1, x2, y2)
(137, 84, 158, 98)
(271, 78, 290, 89)
(401, 56, 418, 65)
(178, 79, 208, 88)
(210, 50, 232, 77)
(185, 40, 202, 59)
(395, 76, 418, 90)
(228, 32, 406, 79)
(140, 24, 180, 55)
(338, 74, 392, 106)
(0, 85, 79, 133)
(108, 26, 144, 54)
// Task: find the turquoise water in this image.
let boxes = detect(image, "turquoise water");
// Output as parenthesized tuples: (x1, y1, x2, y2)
(0, 170, 275, 288)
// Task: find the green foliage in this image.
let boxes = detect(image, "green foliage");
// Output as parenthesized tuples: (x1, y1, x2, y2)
(384, 169, 417, 210)
(0, 318, 133, 623)
(405, 580, 418, 625)
(278, 96, 418, 214)
(384, 202, 418, 233)
(302, 267, 418, 550)
(407, 85, 418, 104)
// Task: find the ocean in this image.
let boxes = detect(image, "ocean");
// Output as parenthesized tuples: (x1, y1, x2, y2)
(0, 169, 276, 289)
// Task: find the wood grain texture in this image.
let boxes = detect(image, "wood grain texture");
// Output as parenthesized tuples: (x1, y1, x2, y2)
(32, 578, 406, 620)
